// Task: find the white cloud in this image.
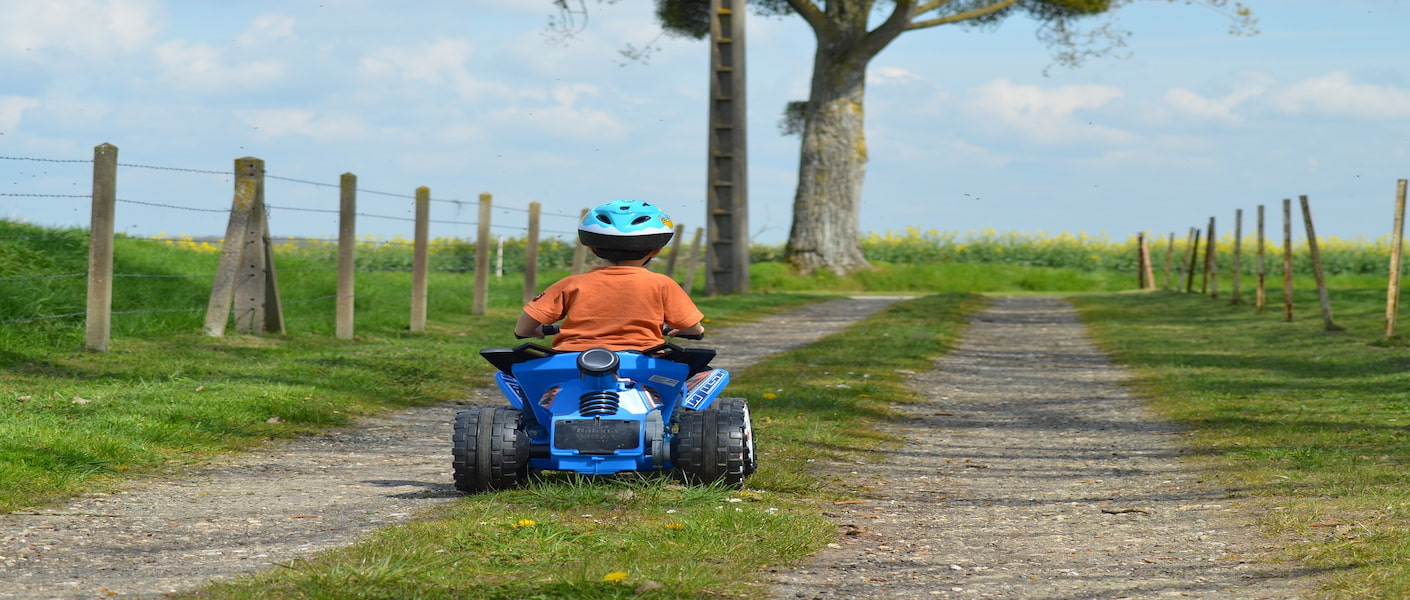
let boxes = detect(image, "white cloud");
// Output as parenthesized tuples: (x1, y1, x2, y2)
(1274, 71, 1410, 120)
(0, 96, 41, 132)
(868, 66, 922, 86)
(236, 14, 296, 49)
(155, 39, 286, 93)
(0, 0, 161, 62)
(964, 79, 1134, 145)
(234, 109, 368, 142)
(360, 39, 512, 101)
(490, 84, 626, 141)
(1163, 72, 1273, 122)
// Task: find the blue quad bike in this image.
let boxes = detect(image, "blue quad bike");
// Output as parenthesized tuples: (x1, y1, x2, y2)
(452, 326, 757, 492)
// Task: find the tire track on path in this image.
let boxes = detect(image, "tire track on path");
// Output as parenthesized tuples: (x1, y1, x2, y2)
(770, 296, 1322, 600)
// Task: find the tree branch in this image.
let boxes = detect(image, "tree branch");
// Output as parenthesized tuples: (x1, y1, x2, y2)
(859, 0, 918, 59)
(907, 0, 1022, 30)
(785, 0, 836, 39)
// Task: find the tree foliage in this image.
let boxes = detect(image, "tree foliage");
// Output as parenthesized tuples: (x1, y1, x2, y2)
(555, 0, 1257, 275)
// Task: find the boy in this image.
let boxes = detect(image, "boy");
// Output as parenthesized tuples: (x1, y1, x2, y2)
(515, 200, 705, 351)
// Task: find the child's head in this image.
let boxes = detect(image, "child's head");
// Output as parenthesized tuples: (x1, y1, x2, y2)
(578, 200, 675, 263)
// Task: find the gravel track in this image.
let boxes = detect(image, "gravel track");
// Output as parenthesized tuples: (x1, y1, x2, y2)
(768, 296, 1321, 599)
(0, 297, 901, 600)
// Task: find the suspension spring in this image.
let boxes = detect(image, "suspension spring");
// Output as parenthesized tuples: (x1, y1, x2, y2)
(578, 390, 620, 416)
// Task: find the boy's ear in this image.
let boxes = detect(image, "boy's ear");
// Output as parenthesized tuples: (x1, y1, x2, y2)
(648, 248, 664, 257)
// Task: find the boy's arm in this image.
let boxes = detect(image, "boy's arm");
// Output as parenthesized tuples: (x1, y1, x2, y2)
(515, 311, 548, 339)
(668, 322, 704, 337)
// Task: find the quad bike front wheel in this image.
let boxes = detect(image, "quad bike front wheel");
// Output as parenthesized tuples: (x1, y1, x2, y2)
(672, 397, 756, 486)
(452, 406, 529, 492)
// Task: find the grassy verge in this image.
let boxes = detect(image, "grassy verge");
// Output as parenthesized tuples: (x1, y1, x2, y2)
(1073, 289, 1410, 599)
(172, 293, 987, 599)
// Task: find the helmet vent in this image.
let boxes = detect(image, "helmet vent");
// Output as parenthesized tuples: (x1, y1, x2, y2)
(596, 214, 612, 224)
(631, 216, 651, 225)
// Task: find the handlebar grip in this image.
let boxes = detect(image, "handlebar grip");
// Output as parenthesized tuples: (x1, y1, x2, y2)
(516, 324, 560, 339)
(662, 326, 703, 340)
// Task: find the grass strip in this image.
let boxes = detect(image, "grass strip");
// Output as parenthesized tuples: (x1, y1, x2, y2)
(174, 293, 987, 599)
(1073, 289, 1410, 599)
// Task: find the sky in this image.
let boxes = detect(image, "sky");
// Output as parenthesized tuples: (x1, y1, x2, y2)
(2, 0, 1408, 246)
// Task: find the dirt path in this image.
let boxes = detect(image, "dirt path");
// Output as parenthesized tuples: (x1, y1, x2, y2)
(0, 297, 903, 600)
(769, 296, 1320, 599)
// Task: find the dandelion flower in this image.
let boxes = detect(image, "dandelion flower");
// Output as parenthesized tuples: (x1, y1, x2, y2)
(665, 522, 684, 530)
(762, 392, 777, 400)
(602, 571, 629, 583)
(512, 519, 537, 528)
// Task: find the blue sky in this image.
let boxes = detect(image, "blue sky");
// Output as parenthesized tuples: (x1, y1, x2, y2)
(2, 0, 1408, 246)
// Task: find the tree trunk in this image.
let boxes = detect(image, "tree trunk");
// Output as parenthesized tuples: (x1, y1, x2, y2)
(784, 47, 873, 275)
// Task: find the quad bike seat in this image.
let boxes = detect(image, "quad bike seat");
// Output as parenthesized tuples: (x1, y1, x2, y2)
(480, 342, 717, 376)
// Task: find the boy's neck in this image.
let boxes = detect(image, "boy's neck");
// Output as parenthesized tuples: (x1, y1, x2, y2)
(603, 258, 651, 268)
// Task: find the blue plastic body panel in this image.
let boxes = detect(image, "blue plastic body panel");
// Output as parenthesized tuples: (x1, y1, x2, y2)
(493, 350, 730, 475)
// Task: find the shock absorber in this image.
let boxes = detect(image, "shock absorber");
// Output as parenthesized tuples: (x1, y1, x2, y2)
(578, 390, 621, 416)
(576, 348, 622, 417)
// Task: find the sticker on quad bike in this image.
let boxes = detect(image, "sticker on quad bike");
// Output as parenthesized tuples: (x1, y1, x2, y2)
(497, 373, 529, 407)
(682, 369, 728, 411)
(555, 419, 641, 454)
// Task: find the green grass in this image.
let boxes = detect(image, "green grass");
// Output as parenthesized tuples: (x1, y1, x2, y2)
(0, 223, 827, 512)
(1073, 288, 1410, 599)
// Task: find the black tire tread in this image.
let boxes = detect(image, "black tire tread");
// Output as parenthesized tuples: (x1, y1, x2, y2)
(452, 407, 527, 492)
(672, 397, 754, 486)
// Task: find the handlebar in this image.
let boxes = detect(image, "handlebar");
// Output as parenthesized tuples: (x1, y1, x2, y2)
(515, 324, 702, 340)
(663, 326, 704, 341)
(515, 324, 561, 339)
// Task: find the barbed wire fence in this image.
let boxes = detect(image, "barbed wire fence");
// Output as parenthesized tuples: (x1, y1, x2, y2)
(1132, 180, 1410, 341)
(1, 143, 704, 351)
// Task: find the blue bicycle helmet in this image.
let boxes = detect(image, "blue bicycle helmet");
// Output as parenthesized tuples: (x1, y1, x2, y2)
(578, 200, 676, 250)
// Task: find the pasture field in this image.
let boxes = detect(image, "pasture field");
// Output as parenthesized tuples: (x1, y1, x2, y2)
(5, 219, 1410, 597)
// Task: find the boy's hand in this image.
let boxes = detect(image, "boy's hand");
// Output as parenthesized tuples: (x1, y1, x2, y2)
(662, 324, 704, 340)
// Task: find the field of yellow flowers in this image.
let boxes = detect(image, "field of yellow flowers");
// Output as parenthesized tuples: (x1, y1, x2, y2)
(147, 227, 1401, 278)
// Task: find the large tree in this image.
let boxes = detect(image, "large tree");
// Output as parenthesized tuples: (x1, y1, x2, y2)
(558, 0, 1257, 275)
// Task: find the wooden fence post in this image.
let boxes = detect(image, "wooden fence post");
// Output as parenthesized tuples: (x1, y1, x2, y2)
(1203, 217, 1217, 298)
(1185, 227, 1201, 293)
(474, 192, 492, 316)
(1136, 232, 1147, 290)
(335, 173, 356, 340)
(681, 227, 704, 296)
(1300, 195, 1339, 331)
(1231, 209, 1243, 305)
(1163, 232, 1175, 290)
(1387, 180, 1408, 339)
(572, 208, 589, 274)
(1256, 204, 1267, 313)
(523, 202, 541, 304)
(1138, 233, 1155, 290)
(410, 187, 429, 333)
(664, 224, 685, 278)
(1283, 198, 1294, 322)
(85, 143, 117, 352)
(496, 235, 504, 278)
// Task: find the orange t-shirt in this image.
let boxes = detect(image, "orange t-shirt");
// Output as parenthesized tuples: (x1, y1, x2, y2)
(524, 266, 705, 351)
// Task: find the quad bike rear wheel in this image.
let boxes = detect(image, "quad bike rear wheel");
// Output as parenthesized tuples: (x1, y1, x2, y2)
(452, 406, 529, 492)
(672, 397, 756, 486)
